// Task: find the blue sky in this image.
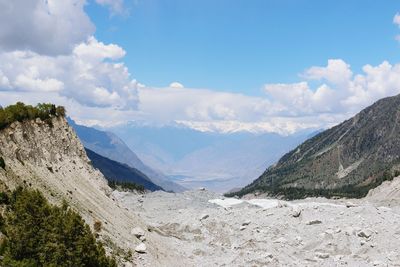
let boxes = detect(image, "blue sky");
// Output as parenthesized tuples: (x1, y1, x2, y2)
(87, 0, 400, 95)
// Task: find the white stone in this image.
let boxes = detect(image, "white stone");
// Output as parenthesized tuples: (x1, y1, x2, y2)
(135, 243, 147, 253)
(291, 206, 302, 217)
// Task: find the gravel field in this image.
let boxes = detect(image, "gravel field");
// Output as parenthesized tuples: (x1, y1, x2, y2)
(114, 180, 400, 267)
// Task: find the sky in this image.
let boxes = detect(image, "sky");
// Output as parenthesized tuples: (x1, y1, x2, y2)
(0, 0, 400, 135)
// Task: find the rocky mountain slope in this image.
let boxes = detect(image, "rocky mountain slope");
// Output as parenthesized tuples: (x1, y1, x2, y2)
(69, 118, 185, 192)
(233, 94, 400, 199)
(0, 116, 180, 266)
(86, 148, 163, 191)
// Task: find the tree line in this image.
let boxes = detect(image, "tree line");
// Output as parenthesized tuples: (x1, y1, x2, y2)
(0, 102, 66, 130)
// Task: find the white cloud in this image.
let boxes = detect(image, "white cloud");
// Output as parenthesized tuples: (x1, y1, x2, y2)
(394, 13, 400, 27)
(95, 0, 125, 15)
(169, 82, 184, 89)
(0, 37, 139, 109)
(303, 59, 352, 85)
(261, 59, 400, 126)
(74, 37, 126, 61)
(0, 0, 94, 55)
(0, 70, 10, 89)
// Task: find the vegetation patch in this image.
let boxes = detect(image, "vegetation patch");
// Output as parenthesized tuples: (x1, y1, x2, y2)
(0, 187, 116, 267)
(0, 102, 66, 130)
(108, 180, 145, 193)
(226, 169, 400, 200)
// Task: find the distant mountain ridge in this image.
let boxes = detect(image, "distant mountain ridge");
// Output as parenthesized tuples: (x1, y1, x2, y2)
(233, 94, 400, 199)
(111, 124, 312, 192)
(86, 148, 163, 191)
(68, 118, 186, 192)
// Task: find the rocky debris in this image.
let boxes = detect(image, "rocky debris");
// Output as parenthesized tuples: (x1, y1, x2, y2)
(315, 252, 329, 259)
(200, 214, 209, 220)
(134, 243, 147, 253)
(306, 220, 322, 225)
(290, 206, 302, 217)
(242, 220, 251, 226)
(346, 201, 357, 208)
(114, 185, 400, 267)
(131, 227, 146, 238)
(357, 229, 373, 239)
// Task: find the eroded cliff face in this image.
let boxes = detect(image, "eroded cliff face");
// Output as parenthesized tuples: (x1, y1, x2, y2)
(0, 117, 176, 266)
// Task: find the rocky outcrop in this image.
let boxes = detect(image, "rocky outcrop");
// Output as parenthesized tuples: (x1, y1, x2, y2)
(0, 117, 178, 266)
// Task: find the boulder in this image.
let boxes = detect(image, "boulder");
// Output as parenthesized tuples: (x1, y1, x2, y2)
(291, 206, 302, 217)
(135, 243, 147, 253)
(357, 229, 373, 239)
(131, 226, 145, 238)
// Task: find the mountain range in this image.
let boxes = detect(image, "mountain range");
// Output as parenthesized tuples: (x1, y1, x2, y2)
(233, 94, 400, 199)
(111, 124, 314, 192)
(68, 118, 185, 192)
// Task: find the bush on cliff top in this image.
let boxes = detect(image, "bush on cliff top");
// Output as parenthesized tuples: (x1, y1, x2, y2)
(0, 102, 66, 130)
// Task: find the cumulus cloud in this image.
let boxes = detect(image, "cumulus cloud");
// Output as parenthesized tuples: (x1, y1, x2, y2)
(0, 38, 139, 109)
(169, 82, 184, 89)
(262, 59, 400, 125)
(1, 3, 400, 136)
(0, 0, 94, 56)
(303, 59, 352, 85)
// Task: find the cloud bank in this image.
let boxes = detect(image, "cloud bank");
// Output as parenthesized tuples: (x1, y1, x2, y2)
(0, 2, 400, 135)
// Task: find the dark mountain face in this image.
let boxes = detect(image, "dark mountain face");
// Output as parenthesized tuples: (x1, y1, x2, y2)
(86, 148, 163, 191)
(67, 118, 186, 192)
(233, 94, 400, 199)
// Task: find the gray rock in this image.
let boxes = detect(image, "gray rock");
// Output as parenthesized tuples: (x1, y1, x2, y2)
(291, 206, 302, 217)
(242, 220, 251, 226)
(346, 202, 357, 208)
(315, 252, 329, 259)
(131, 226, 145, 238)
(135, 243, 147, 253)
(357, 229, 373, 239)
(200, 214, 209, 220)
(306, 220, 322, 225)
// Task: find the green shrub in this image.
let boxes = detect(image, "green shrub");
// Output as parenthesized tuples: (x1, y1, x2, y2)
(0, 102, 66, 131)
(0, 187, 116, 267)
(108, 180, 145, 192)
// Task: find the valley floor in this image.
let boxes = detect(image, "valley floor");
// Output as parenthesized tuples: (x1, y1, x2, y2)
(114, 188, 400, 267)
